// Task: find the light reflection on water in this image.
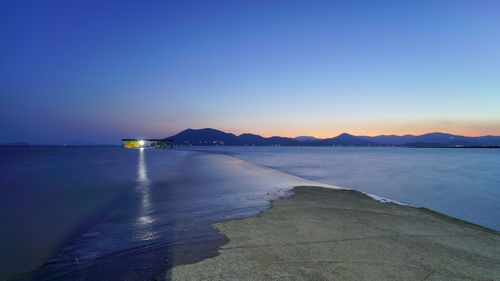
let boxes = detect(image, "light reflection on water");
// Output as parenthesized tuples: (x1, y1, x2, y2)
(8, 145, 498, 281)
(9, 148, 330, 280)
(134, 149, 155, 239)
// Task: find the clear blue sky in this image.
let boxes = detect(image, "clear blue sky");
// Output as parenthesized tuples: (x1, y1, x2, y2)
(1, 0, 499, 144)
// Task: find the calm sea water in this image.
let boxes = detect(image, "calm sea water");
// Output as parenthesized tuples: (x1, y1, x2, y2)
(196, 146, 500, 231)
(0, 147, 327, 280)
(1, 146, 499, 280)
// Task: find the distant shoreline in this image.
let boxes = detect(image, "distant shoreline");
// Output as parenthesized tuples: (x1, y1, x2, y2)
(409, 145, 500, 148)
(4, 128, 500, 148)
(0, 144, 121, 147)
(2, 144, 499, 149)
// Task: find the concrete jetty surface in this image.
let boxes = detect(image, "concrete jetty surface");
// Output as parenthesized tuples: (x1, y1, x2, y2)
(169, 186, 500, 280)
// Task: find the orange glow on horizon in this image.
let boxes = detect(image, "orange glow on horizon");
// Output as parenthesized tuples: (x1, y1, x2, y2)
(157, 118, 500, 140)
(225, 122, 500, 139)
(246, 129, 500, 139)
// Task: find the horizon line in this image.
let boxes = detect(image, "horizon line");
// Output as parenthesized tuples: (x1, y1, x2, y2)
(3, 129, 500, 145)
(178, 128, 500, 139)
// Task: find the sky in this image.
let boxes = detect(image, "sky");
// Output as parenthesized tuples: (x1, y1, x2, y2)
(1, 0, 499, 144)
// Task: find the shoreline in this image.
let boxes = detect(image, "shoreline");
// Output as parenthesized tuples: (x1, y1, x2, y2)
(167, 186, 500, 280)
(5, 149, 499, 280)
(7, 152, 338, 281)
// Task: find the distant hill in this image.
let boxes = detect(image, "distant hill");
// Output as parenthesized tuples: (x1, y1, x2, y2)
(167, 128, 240, 145)
(357, 134, 416, 145)
(368, 132, 500, 147)
(295, 136, 320, 142)
(168, 128, 302, 146)
(238, 133, 268, 145)
(166, 128, 500, 147)
(325, 133, 375, 146)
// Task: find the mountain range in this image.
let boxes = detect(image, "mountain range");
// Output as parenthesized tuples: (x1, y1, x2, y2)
(167, 128, 500, 147)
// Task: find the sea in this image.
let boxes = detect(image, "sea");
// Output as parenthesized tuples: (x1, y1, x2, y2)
(1, 146, 499, 280)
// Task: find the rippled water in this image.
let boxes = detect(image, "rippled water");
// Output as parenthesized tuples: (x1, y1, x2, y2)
(0, 147, 330, 280)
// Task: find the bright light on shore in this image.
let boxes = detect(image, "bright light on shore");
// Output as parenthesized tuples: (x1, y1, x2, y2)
(139, 140, 145, 146)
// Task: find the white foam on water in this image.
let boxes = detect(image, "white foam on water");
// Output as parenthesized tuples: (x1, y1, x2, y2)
(364, 193, 411, 206)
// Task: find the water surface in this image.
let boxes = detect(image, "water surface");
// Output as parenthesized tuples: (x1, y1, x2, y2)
(2, 146, 499, 280)
(1, 147, 329, 280)
(193, 146, 500, 230)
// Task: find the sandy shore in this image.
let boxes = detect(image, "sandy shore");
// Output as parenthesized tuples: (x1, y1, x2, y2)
(169, 186, 500, 280)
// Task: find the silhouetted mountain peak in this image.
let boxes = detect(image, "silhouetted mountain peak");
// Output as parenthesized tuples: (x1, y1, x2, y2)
(183, 128, 228, 134)
(167, 128, 500, 147)
(330, 133, 375, 146)
(239, 133, 264, 138)
(337, 133, 353, 137)
(419, 132, 454, 137)
(169, 128, 238, 145)
(295, 136, 320, 142)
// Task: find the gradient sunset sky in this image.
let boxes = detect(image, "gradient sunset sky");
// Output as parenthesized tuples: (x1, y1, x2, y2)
(1, 0, 499, 144)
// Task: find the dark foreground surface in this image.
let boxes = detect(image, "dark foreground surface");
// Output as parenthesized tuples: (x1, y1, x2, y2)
(170, 186, 500, 281)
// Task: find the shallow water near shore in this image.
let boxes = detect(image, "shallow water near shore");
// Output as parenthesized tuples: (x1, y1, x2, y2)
(0, 147, 330, 280)
(193, 146, 500, 231)
(1, 146, 499, 280)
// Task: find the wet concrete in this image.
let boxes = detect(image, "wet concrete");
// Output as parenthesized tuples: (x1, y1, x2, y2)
(169, 186, 500, 281)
